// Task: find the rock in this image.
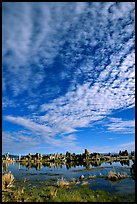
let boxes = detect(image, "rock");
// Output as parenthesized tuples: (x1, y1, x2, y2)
(89, 175, 96, 179)
(107, 171, 128, 181)
(79, 175, 84, 180)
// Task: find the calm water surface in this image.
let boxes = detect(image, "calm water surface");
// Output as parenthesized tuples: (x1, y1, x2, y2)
(3, 160, 135, 194)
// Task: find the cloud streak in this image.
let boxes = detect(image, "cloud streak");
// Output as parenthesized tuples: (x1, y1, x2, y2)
(106, 117, 135, 134)
(4, 116, 80, 153)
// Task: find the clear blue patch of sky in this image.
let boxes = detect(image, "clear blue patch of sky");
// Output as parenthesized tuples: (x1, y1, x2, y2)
(110, 107, 135, 120)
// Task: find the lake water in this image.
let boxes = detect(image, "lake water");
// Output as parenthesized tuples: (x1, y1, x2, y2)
(3, 160, 135, 195)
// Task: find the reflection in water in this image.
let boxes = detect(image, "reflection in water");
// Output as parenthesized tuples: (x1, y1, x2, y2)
(120, 160, 130, 166)
(130, 162, 135, 180)
(3, 162, 9, 171)
(2, 159, 135, 197)
(91, 161, 101, 167)
(3, 161, 15, 171)
(18, 162, 20, 170)
(19, 162, 43, 171)
(2, 159, 134, 173)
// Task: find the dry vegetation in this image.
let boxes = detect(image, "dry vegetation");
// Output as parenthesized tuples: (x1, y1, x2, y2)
(2, 172, 14, 190)
(56, 177, 70, 187)
(107, 171, 128, 181)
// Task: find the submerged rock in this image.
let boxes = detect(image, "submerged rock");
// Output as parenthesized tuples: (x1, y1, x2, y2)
(88, 175, 96, 179)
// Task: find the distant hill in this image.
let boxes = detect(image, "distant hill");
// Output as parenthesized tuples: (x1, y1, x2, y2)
(100, 152, 119, 156)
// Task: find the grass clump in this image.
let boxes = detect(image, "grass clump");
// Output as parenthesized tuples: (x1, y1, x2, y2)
(2, 184, 135, 202)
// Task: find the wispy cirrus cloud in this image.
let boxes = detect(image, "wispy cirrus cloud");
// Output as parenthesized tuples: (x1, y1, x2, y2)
(4, 115, 80, 153)
(108, 137, 120, 140)
(3, 130, 82, 155)
(106, 117, 135, 134)
(5, 115, 52, 134)
(2, 131, 40, 155)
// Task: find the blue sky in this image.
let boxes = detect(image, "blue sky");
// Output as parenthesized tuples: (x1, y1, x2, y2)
(2, 2, 135, 155)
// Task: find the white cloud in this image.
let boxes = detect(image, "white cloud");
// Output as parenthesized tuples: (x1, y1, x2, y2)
(118, 141, 135, 150)
(4, 116, 80, 152)
(2, 2, 135, 98)
(4, 115, 52, 134)
(27, 104, 38, 111)
(5, 127, 127, 155)
(2, 131, 40, 155)
(2, 97, 18, 109)
(106, 117, 135, 134)
(2, 2, 81, 96)
(38, 71, 134, 135)
(108, 137, 120, 140)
